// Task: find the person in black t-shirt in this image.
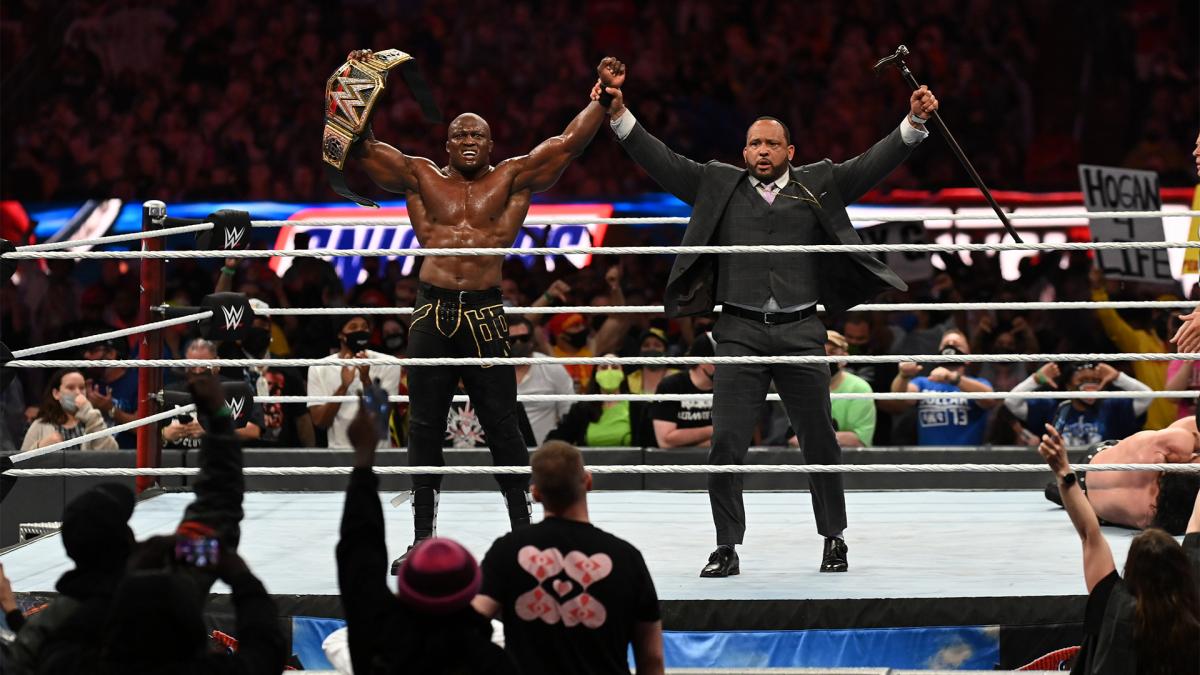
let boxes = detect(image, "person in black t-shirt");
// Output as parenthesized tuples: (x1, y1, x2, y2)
(650, 335, 715, 449)
(1037, 424, 1200, 675)
(473, 441, 664, 675)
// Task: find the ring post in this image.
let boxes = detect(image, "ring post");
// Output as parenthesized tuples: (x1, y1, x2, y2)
(136, 200, 167, 493)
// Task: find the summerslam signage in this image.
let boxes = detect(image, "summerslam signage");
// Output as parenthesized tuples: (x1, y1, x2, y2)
(269, 203, 613, 287)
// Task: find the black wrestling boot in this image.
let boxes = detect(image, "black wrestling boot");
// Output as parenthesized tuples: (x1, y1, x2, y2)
(700, 545, 740, 578)
(503, 488, 532, 530)
(391, 487, 438, 575)
(820, 537, 848, 573)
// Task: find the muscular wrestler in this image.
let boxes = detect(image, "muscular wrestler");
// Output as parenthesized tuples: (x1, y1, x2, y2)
(345, 51, 626, 572)
(1044, 415, 1200, 533)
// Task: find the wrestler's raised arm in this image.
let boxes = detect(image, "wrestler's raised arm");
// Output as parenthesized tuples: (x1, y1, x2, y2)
(345, 49, 437, 194)
(506, 57, 626, 194)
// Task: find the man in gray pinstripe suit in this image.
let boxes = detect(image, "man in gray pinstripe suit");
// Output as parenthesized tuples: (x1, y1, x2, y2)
(602, 76, 938, 576)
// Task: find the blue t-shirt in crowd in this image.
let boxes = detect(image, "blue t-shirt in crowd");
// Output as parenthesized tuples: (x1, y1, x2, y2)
(912, 376, 993, 446)
(103, 367, 140, 449)
(1025, 399, 1140, 447)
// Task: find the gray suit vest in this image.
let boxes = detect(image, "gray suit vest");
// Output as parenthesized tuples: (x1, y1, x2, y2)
(715, 179, 822, 309)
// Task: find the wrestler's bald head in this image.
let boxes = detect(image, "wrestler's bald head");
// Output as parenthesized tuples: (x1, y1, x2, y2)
(448, 113, 491, 139)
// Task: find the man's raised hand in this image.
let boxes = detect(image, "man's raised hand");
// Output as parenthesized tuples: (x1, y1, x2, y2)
(596, 57, 627, 117)
(597, 57, 626, 89)
(1038, 424, 1071, 478)
(909, 85, 938, 121)
(1171, 307, 1200, 353)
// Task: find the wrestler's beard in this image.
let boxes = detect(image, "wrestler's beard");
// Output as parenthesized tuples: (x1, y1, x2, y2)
(747, 160, 786, 182)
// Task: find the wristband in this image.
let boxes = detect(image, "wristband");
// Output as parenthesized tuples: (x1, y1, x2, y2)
(1034, 373, 1047, 386)
(1059, 472, 1078, 489)
(598, 90, 614, 108)
(221, 266, 237, 277)
(909, 112, 928, 126)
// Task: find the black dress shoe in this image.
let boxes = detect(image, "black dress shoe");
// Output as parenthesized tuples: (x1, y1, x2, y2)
(821, 537, 848, 573)
(390, 538, 429, 575)
(700, 546, 740, 578)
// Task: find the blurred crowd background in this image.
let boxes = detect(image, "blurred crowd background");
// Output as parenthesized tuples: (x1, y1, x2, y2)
(1, 0, 1196, 203)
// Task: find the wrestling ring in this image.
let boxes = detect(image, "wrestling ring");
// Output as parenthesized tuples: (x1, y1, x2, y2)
(2, 201, 1200, 673)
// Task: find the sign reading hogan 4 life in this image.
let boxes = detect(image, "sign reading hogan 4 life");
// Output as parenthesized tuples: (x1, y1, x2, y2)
(1078, 164, 1172, 286)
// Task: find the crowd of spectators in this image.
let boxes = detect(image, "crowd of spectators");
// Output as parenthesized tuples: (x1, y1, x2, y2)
(3, 241, 1199, 452)
(2, 0, 1197, 204)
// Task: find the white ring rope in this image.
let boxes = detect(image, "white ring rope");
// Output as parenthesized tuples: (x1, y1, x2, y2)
(9, 239, 1200, 260)
(242, 209, 1200, 227)
(16, 222, 214, 252)
(12, 352, 1200, 369)
(9, 210, 1199, 253)
(11, 312, 212, 359)
(5, 463, 1199, 478)
(261, 390, 1198, 405)
(251, 300, 1200, 317)
(7, 404, 194, 463)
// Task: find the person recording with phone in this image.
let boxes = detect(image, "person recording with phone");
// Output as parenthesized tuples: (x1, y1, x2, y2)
(8, 374, 281, 672)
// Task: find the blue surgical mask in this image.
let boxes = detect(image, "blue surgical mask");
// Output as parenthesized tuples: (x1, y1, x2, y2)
(60, 393, 78, 413)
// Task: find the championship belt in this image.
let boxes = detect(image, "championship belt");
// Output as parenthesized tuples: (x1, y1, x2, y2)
(322, 49, 442, 208)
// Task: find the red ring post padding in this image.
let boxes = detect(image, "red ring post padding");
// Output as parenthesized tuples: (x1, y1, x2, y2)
(135, 201, 166, 493)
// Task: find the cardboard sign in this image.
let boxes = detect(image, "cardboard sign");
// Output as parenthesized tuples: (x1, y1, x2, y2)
(858, 220, 933, 283)
(1181, 184, 1200, 276)
(1078, 164, 1172, 285)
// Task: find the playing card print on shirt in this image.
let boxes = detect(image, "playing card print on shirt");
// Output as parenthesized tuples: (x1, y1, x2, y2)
(515, 546, 613, 628)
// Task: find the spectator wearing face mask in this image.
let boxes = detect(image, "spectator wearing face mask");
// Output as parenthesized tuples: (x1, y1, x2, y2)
(218, 300, 314, 448)
(20, 368, 118, 451)
(627, 328, 678, 447)
(536, 266, 629, 392)
(308, 315, 401, 448)
(1006, 361, 1150, 447)
(546, 355, 634, 447)
(510, 317, 574, 445)
(651, 335, 716, 449)
(891, 328, 999, 446)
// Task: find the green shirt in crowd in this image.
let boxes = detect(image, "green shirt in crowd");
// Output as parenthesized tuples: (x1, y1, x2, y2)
(832, 372, 876, 445)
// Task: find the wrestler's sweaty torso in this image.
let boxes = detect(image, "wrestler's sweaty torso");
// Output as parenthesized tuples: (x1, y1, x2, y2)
(402, 162, 529, 290)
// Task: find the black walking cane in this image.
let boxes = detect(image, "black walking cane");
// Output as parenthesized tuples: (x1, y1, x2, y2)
(874, 45, 1024, 243)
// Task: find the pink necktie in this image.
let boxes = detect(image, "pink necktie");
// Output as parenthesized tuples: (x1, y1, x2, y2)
(759, 182, 778, 204)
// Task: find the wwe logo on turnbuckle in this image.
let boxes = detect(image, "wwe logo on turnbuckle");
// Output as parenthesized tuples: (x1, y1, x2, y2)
(221, 304, 245, 331)
(224, 226, 245, 249)
(225, 397, 245, 420)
